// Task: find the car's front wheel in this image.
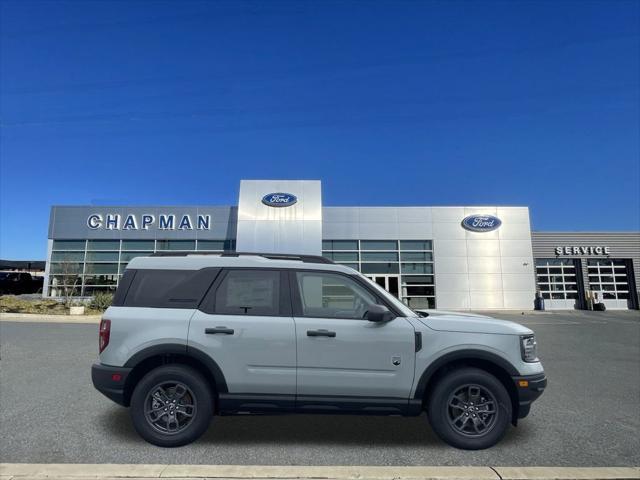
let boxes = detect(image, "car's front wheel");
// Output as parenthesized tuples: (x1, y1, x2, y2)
(130, 364, 213, 447)
(427, 367, 512, 450)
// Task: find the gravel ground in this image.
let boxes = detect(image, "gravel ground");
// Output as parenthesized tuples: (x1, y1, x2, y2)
(0, 310, 638, 466)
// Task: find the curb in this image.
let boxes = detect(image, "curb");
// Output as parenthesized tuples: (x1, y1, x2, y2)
(0, 313, 101, 324)
(0, 464, 638, 480)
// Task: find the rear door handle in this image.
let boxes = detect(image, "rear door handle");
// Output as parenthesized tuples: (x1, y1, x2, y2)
(307, 329, 336, 338)
(205, 327, 234, 335)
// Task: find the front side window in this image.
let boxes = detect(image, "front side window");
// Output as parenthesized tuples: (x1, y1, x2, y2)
(295, 271, 377, 319)
(214, 270, 280, 316)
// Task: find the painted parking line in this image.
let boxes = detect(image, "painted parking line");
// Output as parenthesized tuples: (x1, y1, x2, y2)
(0, 464, 638, 480)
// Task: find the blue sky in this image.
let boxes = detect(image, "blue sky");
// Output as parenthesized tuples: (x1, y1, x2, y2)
(1, 0, 639, 260)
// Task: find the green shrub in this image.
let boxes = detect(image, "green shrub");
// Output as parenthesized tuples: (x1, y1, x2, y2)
(90, 292, 113, 311)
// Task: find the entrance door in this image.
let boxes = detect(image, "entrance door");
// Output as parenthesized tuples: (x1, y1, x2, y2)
(366, 275, 400, 298)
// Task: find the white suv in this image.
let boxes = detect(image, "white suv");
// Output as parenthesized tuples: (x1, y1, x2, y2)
(92, 252, 546, 449)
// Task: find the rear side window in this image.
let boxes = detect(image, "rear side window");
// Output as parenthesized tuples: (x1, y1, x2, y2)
(122, 268, 218, 309)
(214, 270, 280, 316)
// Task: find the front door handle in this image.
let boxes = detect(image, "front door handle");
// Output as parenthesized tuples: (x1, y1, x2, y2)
(205, 327, 235, 335)
(307, 329, 336, 338)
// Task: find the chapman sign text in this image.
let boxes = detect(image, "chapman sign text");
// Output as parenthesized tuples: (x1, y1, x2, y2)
(87, 214, 211, 230)
(555, 246, 611, 256)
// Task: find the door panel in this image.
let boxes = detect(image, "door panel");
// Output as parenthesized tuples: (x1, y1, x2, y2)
(292, 270, 415, 399)
(188, 311, 296, 394)
(187, 268, 296, 395)
(295, 316, 416, 398)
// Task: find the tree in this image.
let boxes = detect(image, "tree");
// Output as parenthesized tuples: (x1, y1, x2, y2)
(53, 258, 82, 307)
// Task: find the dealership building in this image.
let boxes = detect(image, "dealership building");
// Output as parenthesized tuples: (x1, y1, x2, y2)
(44, 180, 640, 311)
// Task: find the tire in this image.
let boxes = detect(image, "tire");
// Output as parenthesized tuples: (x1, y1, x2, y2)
(130, 364, 214, 447)
(427, 367, 512, 450)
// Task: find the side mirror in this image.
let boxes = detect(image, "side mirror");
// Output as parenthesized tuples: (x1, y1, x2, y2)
(365, 304, 394, 322)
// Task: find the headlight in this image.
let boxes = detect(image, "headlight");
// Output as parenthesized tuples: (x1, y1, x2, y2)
(520, 334, 538, 362)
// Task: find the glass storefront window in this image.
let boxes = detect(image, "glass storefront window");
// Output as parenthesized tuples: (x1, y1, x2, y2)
(400, 240, 432, 251)
(120, 252, 151, 262)
(156, 240, 196, 250)
(50, 263, 83, 274)
(401, 251, 433, 261)
(401, 263, 434, 274)
(361, 252, 399, 262)
(197, 240, 235, 251)
(121, 240, 155, 250)
(323, 252, 359, 262)
(51, 251, 85, 262)
(87, 240, 120, 250)
(322, 240, 358, 250)
(84, 286, 116, 296)
(337, 263, 359, 271)
(360, 240, 397, 251)
(402, 275, 434, 285)
(85, 263, 119, 274)
(360, 263, 399, 274)
(84, 275, 118, 286)
(52, 240, 85, 251)
(86, 252, 119, 262)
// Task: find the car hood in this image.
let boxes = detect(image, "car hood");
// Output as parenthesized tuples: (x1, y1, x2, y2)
(415, 310, 533, 336)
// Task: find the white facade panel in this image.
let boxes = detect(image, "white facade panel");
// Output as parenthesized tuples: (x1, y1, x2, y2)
(437, 291, 471, 309)
(503, 291, 535, 309)
(436, 273, 470, 292)
(466, 240, 501, 257)
(397, 222, 433, 237)
(435, 257, 469, 274)
(499, 239, 534, 257)
(468, 273, 503, 292)
(433, 222, 467, 239)
(397, 207, 433, 223)
(470, 291, 504, 309)
(468, 256, 502, 274)
(501, 273, 536, 292)
(432, 207, 466, 222)
(434, 239, 468, 257)
(236, 180, 322, 255)
(501, 257, 535, 274)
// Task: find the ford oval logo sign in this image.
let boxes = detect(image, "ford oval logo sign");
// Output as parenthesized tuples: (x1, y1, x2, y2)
(461, 214, 502, 232)
(261, 192, 298, 207)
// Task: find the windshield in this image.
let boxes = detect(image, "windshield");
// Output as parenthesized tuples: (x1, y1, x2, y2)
(0, 272, 15, 280)
(357, 273, 416, 317)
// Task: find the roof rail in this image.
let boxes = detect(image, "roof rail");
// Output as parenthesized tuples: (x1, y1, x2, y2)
(150, 251, 334, 264)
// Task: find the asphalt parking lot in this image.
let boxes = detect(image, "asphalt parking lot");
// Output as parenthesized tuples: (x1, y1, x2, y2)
(0, 310, 638, 466)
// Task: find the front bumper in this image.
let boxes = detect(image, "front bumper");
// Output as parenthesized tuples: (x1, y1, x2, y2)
(91, 363, 132, 406)
(512, 373, 547, 419)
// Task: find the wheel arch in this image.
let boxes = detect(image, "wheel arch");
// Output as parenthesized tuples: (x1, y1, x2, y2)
(415, 349, 520, 425)
(122, 344, 228, 407)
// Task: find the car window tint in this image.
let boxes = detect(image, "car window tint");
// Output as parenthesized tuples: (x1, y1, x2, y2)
(215, 270, 280, 316)
(295, 271, 376, 319)
(123, 269, 216, 309)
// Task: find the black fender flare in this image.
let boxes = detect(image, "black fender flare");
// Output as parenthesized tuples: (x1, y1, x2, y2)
(123, 343, 228, 393)
(413, 349, 519, 400)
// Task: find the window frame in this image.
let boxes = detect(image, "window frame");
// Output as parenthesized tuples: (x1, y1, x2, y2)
(199, 268, 292, 317)
(288, 269, 405, 320)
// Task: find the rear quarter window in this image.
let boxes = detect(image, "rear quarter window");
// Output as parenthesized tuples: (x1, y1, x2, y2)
(120, 268, 219, 309)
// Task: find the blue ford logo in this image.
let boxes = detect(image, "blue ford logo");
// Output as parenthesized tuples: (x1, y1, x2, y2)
(261, 192, 298, 207)
(461, 214, 502, 232)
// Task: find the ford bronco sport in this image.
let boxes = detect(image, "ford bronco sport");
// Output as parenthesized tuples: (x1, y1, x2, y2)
(92, 252, 546, 449)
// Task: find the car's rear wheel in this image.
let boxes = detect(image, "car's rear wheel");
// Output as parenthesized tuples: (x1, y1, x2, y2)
(130, 364, 213, 447)
(427, 367, 512, 450)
